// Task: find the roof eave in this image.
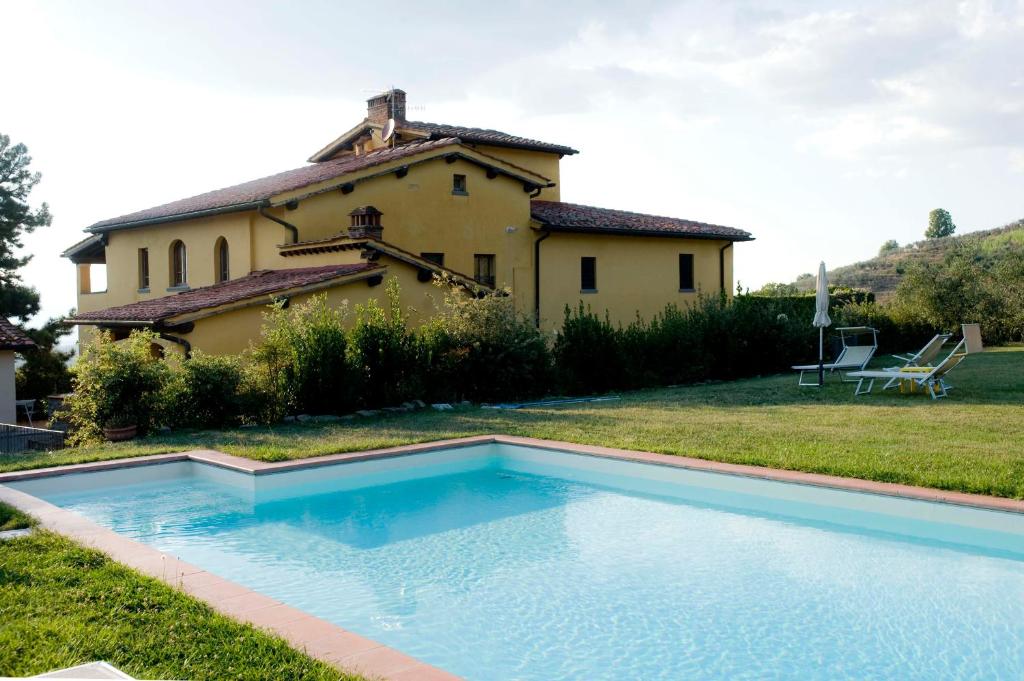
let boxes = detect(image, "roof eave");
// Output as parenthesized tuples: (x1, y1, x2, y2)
(307, 120, 377, 163)
(64, 319, 157, 327)
(537, 224, 754, 241)
(0, 342, 36, 351)
(67, 267, 385, 328)
(87, 200, 267, 234)
(424, 131, 577, 156)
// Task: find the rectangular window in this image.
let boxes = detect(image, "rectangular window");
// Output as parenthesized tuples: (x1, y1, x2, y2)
(474, 253, 496, 287)
(138, 248, 150, 290)
(580, 256, 597, 292)
(452, 174, 468, 195)
(421, 252, 445, 267)
(679, 253, 695, 291)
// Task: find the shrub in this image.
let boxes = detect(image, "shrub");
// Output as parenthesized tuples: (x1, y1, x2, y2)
(348, 279, 419, 407)
(249, 294, 355, 415)
(65, 330, 167, 445)
(14, 315, 73, 405)
(551, 304, 621, 394)
(892, 244, 1023, 345)
(161, 352, 244, 429)
(421, 284, 551, 402)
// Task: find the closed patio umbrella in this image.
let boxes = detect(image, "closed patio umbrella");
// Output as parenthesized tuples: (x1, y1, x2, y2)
(813, 261, 831, 387)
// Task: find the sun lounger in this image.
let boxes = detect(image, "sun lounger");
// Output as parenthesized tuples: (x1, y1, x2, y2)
(793, 327, 878, 385)
(881, 333, 951, 389)
(849, 339, 968, 399)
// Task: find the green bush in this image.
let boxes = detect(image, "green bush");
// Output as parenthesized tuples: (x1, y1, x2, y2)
(161, 352, 244, 429)
(421, 284, 551, 402)
(892, 244, 1024, 345)
(249, 294, 355, 415)
(65, 330, 167, 445)
(552, 304, 623, 394)
(348, 279, 419, 407)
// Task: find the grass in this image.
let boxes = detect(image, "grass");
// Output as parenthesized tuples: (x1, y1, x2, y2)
(0, 530, 362, 680)
(0, 502, 34, 532)
(4, 346, 1023, 499)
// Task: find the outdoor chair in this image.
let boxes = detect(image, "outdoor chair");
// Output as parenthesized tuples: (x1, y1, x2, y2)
(881, 333, 951, 390)
(848, 339, 969, 399)
(793, 327, 879, 385)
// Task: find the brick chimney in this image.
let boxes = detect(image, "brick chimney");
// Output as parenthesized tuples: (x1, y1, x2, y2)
(348, 206, 383, 239)
(366, 89, 406, 124)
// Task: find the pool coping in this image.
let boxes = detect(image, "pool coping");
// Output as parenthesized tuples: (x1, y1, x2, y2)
(1, 434, 1022, 680)
(2, 434, 1023, 514)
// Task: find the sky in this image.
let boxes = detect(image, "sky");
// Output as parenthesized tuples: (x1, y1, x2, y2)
(4, 0, 1024, 331)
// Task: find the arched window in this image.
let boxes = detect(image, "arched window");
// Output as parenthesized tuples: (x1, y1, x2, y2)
(215, 237, 229, 283)
(170, 240, 187, 287)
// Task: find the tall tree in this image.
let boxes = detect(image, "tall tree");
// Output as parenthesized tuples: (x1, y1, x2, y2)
(1, 134, 52, 321)
(16, 312, 74, 402)
(878, 239, 899, 255)
(925, 208, 956, 239)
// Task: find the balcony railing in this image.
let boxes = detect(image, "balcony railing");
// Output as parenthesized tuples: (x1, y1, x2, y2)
(0, 423, 66, 455)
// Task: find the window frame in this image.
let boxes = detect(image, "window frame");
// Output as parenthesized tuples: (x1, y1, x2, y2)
(580, 256, 597, 293)
(420, 252, 445, 267)
(169, 240, 188, 289)
(137, 248, 150, 291)
(215, 237, 230, 283)
(452, 173, 468, 196)
(474, 253, 496, 288)
(679, 253, 695, 292)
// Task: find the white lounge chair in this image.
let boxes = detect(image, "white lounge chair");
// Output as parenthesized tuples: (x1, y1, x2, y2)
(849, 339, 969, 399)
(793, 327, 878, 386)
(882, 333, 951, 390)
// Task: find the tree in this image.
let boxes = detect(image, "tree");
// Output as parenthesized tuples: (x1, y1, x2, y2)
(1, 134, 52, 321)
(926, 208, 956, 239)
(15, 313, 74, 403)
(893, 244, 1023, 343)
(753, 282, 799, 297)
(879, 239, 899, 256)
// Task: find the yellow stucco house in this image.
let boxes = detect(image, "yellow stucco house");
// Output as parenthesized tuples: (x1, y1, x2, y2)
(64, 89, 753, 355)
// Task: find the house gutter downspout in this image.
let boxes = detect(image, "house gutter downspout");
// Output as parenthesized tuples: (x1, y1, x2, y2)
(534, 229, 551, 328)
(719, 241, 733, 295)
(158, 333, 192, 359)
(258, 204, 299, 244)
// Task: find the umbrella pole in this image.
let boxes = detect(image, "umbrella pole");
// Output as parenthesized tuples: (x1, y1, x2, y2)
(818, 327, 824, 387)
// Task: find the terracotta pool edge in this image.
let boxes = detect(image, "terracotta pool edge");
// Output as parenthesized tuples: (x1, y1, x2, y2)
(492, 435, 1024, 515)
(1, 433, 1022, 513)
(0, 483, 462, 681)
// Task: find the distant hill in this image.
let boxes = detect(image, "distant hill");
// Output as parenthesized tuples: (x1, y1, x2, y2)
(792, 219, 1024, 301)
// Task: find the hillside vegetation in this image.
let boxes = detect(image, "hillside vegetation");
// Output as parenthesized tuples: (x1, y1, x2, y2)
(794, 219, 1024, 300)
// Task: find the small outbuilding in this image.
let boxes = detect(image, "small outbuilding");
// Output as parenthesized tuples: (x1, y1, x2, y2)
(0, 317, 35, 423)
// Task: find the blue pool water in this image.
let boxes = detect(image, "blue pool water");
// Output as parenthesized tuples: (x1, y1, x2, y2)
(10, 444, 1024, 680)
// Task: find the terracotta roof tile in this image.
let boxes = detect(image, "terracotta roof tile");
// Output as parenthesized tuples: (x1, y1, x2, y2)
(403, 121, 578, 156)
(70, 264, 379, 324)
(530, 200, 753, 241)
(88, 138, 460, 232)
(0, 317, 35, 351)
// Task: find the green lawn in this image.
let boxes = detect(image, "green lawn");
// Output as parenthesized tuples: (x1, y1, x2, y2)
(0, 529, 361, 680)
(0, 502, 34, 532)
(5, 346, 1024, 499)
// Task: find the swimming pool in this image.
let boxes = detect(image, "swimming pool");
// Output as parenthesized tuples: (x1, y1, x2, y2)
(9, 442, 1024, 680)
